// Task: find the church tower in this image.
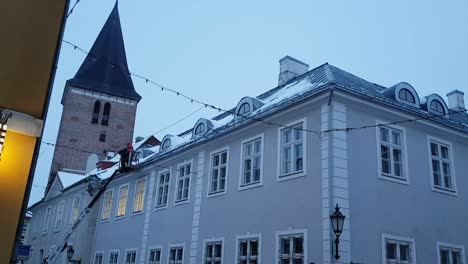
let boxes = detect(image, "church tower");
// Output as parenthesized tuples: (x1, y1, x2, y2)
(49, 3, 140, 181)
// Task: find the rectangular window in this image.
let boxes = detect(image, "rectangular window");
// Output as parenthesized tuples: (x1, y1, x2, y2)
(43, 207, 53, 232)
(379, 127, 406, 180)
(438, 243, 465, 264)
(204, 240, 223, 264)
(94, 253, 103, 264)
(149, 248, 162, 264)
(101, 190, 113, 221)
(278, 233, 305, 264)
(209, 149, 228, 195)
(133, 179, 146, 213)
(241, 137, 262, 187)
(156, 171, 170, 208)
(71, 196, 81, 223)
(117, 185, 129, 217)
(169, 246, 183, 264)
(383, 236, 414, 264)
(109, 252, 119, 264)
(237, 237, 259, 264)
(280, 123, 304, 177)
(34, 211, 41, 235)
(54, 201, 65, 230)
(430, 140, 455, 192)
(126, 250, 137, 264)
(175, 163, 191, 203)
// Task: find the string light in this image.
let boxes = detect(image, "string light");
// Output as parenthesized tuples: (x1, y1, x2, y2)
(0, 110, 12, 159)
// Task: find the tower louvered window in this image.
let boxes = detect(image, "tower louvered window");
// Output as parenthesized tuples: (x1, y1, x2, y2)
(92, 101, 101, 124)
(102, 102, 111, 126)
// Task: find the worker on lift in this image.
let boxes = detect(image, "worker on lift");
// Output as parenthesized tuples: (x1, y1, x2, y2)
(118, 142, 134, 169)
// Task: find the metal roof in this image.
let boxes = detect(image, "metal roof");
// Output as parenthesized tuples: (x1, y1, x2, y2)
(66, 2, 141, 101)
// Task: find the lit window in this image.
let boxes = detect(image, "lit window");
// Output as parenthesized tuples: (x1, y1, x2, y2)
(204, 240, 223, 264)
(101, 190, 113, 221)
(438, 243, 465, 264)
(238, 103, 251, 117)
(241, 137, 262, 187)
(430, 140, 455, 192)
(195, 123, 206, 136)
(430, 100, 445, 115)
(280, 123, 304, 177)
(278, 233, 304, 264)
(383, 236, 414, 264)
(94, 253, 103, 264)
(117, 185, 129, 217)
(149, 248, 162, 264)
(92, 100, 101, 124)
(175, 163, 191, 203)
(126, 250, 137, 264)
(156, 171, 170, 208)
(379, 127, 406, 181)
(102, 102, 111, 126)
(133, 179, 146, 213)
(71, 196, 81, 223)
(54, 201, 65, 231)
(209, 150, 228, 195)
(169, 246, 183, 264)
(162, 139, 171, 150)
(237, 237, 259, 264)
(398, 89, 415, 104)
(109, 252, 119, 264)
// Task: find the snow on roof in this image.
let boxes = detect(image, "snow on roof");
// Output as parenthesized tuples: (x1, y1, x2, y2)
(57, 171, 85, 189)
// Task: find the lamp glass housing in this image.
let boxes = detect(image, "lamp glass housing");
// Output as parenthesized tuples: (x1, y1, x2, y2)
(330, 204, 345, 237)
(67, 246, 75, 260)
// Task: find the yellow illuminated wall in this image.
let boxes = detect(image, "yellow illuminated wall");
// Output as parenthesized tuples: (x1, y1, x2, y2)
(0, 130, 36, 263)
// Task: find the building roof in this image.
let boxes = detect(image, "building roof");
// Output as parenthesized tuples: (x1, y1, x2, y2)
(66, 2, 141, 101)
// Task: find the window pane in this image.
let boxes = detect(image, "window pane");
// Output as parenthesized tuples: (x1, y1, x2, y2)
(386, 242, 397, 260)
(245, 143, 252, 157)
(213, 155, 220, 166)
(440, 249, 449, 264)
(240, 241, 248, 257)
(283, 129, 292, 144)
(380, 128, 389, 142)
(399, 244, 410, 261)
(392, 131, 401, 146)
(431, 143, 439, 157)
(452, 251, 461, 264)
(293, 237, 303, 254)
(250, 240, 258, 256)
(294, 126, 302, 140)
(254, 140, 261, 154)
(221, 152, 227, 164)
(281, 237, 290, 255)
(441, 146, 449, 159)
(381, 146, 391, 174)
(433, 160, 441, 186)
(393, 149, 402, 177)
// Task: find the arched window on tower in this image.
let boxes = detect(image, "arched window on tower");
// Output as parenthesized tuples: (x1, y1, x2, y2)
(92, 101, 101, 124)
(102, 102, 111, 126)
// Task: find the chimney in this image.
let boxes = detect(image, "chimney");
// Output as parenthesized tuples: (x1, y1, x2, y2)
(278, 56, 309, 86)
(447, 90, 465, 111)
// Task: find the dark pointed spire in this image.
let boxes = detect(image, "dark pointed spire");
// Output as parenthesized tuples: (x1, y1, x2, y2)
(67, 2, 141, 101)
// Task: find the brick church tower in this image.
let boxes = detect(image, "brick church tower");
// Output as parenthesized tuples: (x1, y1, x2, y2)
(48, 3, 140, 185)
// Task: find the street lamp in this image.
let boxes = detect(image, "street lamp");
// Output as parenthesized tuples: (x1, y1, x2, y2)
(66, 246, 81, 264)
(329, 204, 346, 260)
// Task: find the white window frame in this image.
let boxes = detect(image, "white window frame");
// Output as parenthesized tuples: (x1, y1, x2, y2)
(275, 228, 308, 264)
(125, 248, 138, 264)
(54, 201, 65, 231)
(381, 233, 416, 264)
(437, 241, 466, 264)
(100, 189, 113, 222)
(94, 251, 104, 264)
(155, 169, 171, 210)
(167, 243, 185, 264)
(239, 134, 264, 191)
(207, 147, 229, 198)
(148, 245, 163, 264)
(43, 206, 54, 233)
(108, 250, 120, 264)
(203, 237, 225, 264)
(235, 233, 262, 264)
(71, 195, 81, 224)
(174, 160, 193, 205)
(133, 177, 147, 214)
(376, 121, 410, 185)
(427, 135, 457, 196)
(277, 118, 307, 181)
(116, 183, 130, 218)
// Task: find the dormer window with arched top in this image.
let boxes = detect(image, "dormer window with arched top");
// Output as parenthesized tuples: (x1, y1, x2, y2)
(430, 100, 445, 115)
(385, 82, 420, 108)
(161, 138, 171, 150)
(399, 89, 416, 104)
(234, 97, 264, 121)
(192, 118, 214, 139)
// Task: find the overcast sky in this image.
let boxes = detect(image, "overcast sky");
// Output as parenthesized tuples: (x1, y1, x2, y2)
(29, 0, 468, 205)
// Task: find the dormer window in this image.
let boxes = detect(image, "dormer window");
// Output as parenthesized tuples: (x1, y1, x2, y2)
(237, 103, 251, 117)
(399, 89, 415, 104)
(161, 139, 171, 150)
(194, 123, 205, 136)
(430, 100, 445, 115)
